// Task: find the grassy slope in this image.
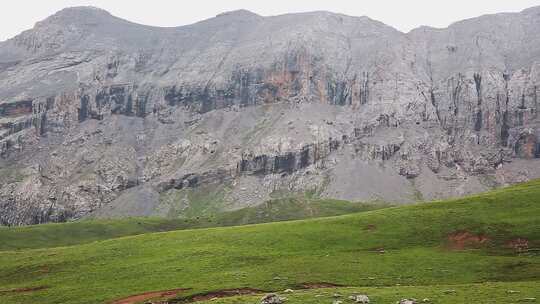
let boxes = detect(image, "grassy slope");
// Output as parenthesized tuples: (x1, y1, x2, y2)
(0, 198, 384, 251)
(0, 180, 539, 304)
(211, 197, 387, 226)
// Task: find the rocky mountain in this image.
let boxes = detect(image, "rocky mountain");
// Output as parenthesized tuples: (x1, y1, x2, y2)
(1, 6, 539, 226)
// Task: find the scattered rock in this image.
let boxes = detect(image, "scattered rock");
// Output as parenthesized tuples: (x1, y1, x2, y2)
(261, 293, 285, 304)
(506, 238, 530, 253)
(398, 299, 417, 304)
(283, 289, 294, 293)
(349, 294, 370, 303)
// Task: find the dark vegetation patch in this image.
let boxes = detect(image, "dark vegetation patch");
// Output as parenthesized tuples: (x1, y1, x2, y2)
(364, 224, 377, 231)
(170, 288, 264, 303)
(0, 286, 48, 294)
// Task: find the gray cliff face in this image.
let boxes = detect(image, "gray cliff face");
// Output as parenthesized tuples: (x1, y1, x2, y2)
(1, 6, 540, 225)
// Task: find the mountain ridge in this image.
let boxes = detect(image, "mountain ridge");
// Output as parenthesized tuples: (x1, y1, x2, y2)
(0, 5, 539, 226)
(5, 5, 540, 40)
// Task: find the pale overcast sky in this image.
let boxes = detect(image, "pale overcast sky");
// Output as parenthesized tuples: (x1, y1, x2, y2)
(1, 0, 540, 41)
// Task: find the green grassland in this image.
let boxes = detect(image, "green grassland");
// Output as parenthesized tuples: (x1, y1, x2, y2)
(0, 180, 539, 304)
(0, 197, 385, 251)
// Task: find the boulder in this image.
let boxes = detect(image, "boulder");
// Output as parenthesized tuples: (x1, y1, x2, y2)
(398, 300, 417, 304)
(261, 293, 285, 304)
(349, 294, 370, 303)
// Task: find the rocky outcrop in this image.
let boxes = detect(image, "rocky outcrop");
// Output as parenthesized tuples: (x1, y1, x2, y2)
(158, 169, 234, 192)
(1, 6, 540, 225)
(349, 294, 370, 304)
(399, 300, 417, 304)
(514, 129, 540, 159)
(0, 100, 33, 117)
(260, 294, 285, 304)
(237, 138, 340, 175)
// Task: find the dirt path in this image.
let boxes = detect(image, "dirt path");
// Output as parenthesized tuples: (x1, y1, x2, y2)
(112, 288, 190, 304)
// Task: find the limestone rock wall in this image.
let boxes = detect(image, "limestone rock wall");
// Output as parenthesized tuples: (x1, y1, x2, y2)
(1, 6, 540, 225)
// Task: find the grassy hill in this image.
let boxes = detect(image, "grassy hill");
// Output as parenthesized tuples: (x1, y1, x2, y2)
(0, 180, 539, 304)
(0, 197, 386, 251)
